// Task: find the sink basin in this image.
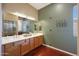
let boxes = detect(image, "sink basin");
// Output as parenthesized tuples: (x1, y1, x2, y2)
(23, 34, 32, 37)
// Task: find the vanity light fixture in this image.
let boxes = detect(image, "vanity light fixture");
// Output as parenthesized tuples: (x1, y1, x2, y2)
(11, 12, 35, 21)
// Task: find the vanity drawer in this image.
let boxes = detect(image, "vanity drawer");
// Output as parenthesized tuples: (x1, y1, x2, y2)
(14, 40, 26, 46)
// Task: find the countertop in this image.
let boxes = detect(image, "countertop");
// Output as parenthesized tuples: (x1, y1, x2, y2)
(2, 33, 43, 45)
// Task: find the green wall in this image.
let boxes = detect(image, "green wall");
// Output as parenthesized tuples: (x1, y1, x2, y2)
(38, 3, 77, 54)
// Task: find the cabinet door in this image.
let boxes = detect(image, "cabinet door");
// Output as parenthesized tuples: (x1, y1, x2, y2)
(34, 37, 39, 48)
(2, 43, 13, 56)
(3, 43, 20, 56)
(8, 45, 20, 56)
(30, 38, 35, 50)
(38, 36, 44, 46)
(34, 36, 44, 48)
(20, 39, 30, 55)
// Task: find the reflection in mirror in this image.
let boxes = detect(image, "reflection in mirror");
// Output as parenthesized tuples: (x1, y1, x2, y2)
(18, 17, 32, 35)
(18, 17, 38, 35)
(2, 20, 17, 36)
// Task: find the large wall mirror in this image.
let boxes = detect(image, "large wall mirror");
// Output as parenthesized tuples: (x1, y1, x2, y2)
(2, 12, 38, 37)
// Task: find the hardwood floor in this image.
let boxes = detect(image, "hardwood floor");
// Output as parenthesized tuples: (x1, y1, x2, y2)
(24, 45, 72, 56)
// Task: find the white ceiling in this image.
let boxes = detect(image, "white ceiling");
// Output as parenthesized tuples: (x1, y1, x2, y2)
(29, 3, 50, 10)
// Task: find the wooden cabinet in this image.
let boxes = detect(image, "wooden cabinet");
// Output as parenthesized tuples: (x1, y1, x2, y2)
(38, 36, 44, 46)
(34, 36, 44, 48)
(20, 39, 30, 55)
(2, 35, 44, 56)
(2, 43, 20, 56)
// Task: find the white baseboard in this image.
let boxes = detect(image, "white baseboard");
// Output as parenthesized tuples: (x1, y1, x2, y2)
(43, 44, 76, 56)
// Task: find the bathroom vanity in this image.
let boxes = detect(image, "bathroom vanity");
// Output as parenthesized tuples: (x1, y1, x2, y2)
(2, 33, 44, 56)
(2, 12, 44, 56)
